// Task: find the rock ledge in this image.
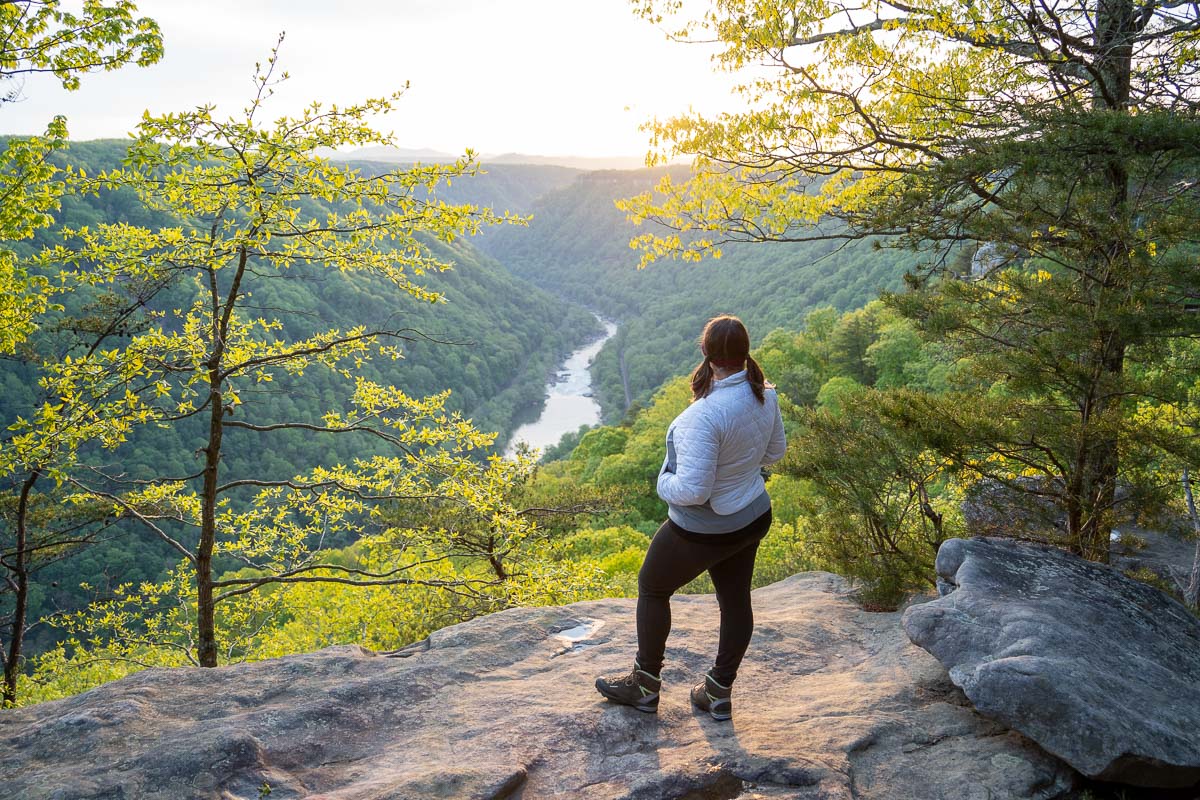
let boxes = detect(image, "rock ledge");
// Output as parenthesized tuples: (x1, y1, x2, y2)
(1, 572, 1074, 799)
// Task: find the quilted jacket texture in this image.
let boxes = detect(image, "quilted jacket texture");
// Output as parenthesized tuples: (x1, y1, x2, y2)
(657, 370, 787, 516)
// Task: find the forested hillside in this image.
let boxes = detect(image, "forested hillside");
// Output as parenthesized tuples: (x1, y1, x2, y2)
(1, 140, 599, 656)
(476, 168, 922, 419)
(2, 141, 598, 459)
(342, 157, 584, 218)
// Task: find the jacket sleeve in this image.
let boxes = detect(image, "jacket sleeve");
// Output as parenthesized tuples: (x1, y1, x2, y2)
(762, 393, 787, 466)
(657, 417, 719, 506)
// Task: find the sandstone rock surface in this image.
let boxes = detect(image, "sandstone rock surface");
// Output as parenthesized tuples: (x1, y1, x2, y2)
(1, 573, 1074, 799)
(903, 537, 1200, 789)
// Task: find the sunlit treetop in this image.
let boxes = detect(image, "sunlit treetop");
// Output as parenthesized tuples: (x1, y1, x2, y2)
(624, 0, 1200, 262)
(0, 1, 162, 353)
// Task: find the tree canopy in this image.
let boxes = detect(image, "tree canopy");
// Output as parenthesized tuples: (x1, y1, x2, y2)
(0, 0, 161, 99)
(624, 0, 1200, 561)
(626, 0, 1199, 254)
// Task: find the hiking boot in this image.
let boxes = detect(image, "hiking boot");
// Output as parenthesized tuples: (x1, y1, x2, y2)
(691, 671, 732, 721)
(595, 661, 661, 713)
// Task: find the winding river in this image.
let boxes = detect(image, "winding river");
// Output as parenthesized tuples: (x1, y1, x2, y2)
(503, 319, 618, 458)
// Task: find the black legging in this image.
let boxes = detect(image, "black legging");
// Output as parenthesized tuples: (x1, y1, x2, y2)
(635, 508, 772, 686)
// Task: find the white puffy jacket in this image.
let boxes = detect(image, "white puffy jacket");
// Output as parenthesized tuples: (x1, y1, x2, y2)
(657, 370, 787, 514)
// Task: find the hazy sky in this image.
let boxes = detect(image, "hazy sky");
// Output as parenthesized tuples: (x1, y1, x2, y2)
(2, 0, 740, 158)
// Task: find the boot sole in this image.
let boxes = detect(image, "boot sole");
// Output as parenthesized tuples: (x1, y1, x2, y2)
(692, 700, 732, 721)
(691, 686, 734, 724)
(691, 691, 732, 721)
(595, 680, 659, 713)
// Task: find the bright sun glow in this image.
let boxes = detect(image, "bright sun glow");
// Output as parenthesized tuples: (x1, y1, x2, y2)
(2, 0, 743, 159)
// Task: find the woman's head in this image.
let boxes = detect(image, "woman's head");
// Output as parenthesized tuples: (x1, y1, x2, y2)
(699, 315, 750, 368)
(691, 315, 767, 403)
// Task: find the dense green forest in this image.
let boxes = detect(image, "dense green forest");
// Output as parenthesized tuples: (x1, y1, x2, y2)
(0, 140, 601, 659)
(476, 168, 923, 420)
(2, 141, 600, 448)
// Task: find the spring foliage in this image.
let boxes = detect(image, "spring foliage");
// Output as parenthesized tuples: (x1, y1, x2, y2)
(8, 44, 602, 699)
(0, 0, 162, 353)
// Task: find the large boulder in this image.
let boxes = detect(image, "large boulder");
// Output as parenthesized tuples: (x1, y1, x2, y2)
(903, 537, 1200, 788)
(960, 477, 1066, 541)
(960, 478, 1134, 546)
(1110, 524, 1200, 585)
(0, 573, 1073, 799)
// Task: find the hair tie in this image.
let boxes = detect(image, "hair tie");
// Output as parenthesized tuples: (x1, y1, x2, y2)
(711, 357, 745, 370)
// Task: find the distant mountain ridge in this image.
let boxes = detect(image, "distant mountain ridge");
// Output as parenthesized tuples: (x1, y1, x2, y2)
(337, 145, 648, 171)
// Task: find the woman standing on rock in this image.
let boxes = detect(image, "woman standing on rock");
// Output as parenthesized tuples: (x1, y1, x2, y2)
(596, 315, 787, 720)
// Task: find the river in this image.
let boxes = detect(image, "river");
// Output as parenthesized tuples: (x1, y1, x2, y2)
(503, 319, 618, 458)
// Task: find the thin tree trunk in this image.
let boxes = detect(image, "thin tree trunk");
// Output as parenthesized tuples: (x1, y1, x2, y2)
(486, 535, 507, 581)
(1180, 468, 1200, 609)
(917, 481, 944, 543)
(3, 470, 40, 706)
(196, 372, 223, 668)
(195, 246, 249, 667)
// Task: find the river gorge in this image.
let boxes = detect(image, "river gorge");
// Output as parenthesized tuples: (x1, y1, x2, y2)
(503, 319, 618, 457)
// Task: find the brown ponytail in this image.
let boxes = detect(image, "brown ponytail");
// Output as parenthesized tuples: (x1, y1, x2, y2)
(690, 357, 715, 402)
(745, 355, 767, 404)
(690, 315, 768, 404)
